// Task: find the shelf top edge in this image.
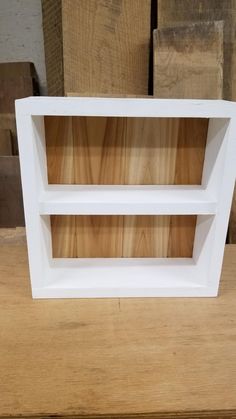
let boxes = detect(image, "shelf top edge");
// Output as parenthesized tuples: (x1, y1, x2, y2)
(15, 97, 236, 118)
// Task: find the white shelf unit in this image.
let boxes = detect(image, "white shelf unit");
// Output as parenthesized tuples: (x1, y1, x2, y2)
(16, 97, 236, 298)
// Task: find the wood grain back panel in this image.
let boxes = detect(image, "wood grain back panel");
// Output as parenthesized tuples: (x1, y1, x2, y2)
(45, 115, 208, 258)
(45, 116, 206, 185)
(51, 215, 196, 258)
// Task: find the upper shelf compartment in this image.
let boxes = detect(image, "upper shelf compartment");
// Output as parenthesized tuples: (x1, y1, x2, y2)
(44, 115, 208, 186)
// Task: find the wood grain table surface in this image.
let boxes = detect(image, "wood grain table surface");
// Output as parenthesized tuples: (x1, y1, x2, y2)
(0, 229, 236, 419)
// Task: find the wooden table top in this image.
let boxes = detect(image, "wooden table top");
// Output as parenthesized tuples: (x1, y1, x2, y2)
(0, 230, 236, 418)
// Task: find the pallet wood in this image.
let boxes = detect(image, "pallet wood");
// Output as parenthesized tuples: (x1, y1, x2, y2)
(154, 21, 223, 99)
(0, 240, 236, 416)
(0, 129, 12, 155)
(42, 0, 64, 96)
(0, 157, 24, 227)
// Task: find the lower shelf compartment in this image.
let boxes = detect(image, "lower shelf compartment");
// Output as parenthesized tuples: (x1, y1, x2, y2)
(33, 258, 215, 298)
(50, 215, 197, 258)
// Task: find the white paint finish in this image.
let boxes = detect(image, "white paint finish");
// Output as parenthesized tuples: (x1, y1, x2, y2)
(39, 186, 217, 215)
(0, 0, 46, 94)
(16, 97, 236, 117)
(15, 97, 236, 298)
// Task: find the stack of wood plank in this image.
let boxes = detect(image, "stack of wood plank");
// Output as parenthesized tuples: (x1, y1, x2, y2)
(0, 62, 39, 227)
(42, 0, 236, 256)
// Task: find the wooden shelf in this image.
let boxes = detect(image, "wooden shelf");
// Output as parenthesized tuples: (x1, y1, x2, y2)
(39, 186, 217, 215)
(15, 97, 236, 298)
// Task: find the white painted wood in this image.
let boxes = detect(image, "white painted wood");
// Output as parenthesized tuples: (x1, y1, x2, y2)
(39, 186, 216, 215)
(15, 97, 236, 299)
(16, 97, 236, 118)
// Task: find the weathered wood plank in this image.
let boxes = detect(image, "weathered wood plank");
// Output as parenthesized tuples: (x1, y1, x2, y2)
(42, 0, 64, 95)
(62, 0, 151, 95)
(154, 21, 223, 99)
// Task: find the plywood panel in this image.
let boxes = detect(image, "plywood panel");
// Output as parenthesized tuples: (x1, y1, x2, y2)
(45, 115, 208, 257)
(174, 118, 209, 185)
(125, 118, 179, 184)
(123, 216, 171, 258)
(73, 117, 126, 185)
(62, 0, 151, 95)
(51, 215, 196, 258)
(167, 215, 197, 258)
(50, 215, 76, 258)
(153, 21, 223, 99)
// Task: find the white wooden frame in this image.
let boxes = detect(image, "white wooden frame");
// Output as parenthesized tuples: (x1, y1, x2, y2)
(16, 97, 236, 298)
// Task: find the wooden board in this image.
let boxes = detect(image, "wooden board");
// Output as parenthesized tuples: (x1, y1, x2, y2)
(0, 114, 17, 155)
(0, 62, 39, 113)
(0, 62, 36, 79)
(62, 0, 151, 95)
(0, 129, 12, 155)
(0, 157, 24, 227)
(0, 239, 236, 417)
(153, 21, 223, 99)
(157, 0, 236, 100)
(42, 0, 64, 96)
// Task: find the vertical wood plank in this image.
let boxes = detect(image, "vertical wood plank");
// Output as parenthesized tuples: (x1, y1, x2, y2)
(62, 0, 151, 95)
(42, 0, 64, 95)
